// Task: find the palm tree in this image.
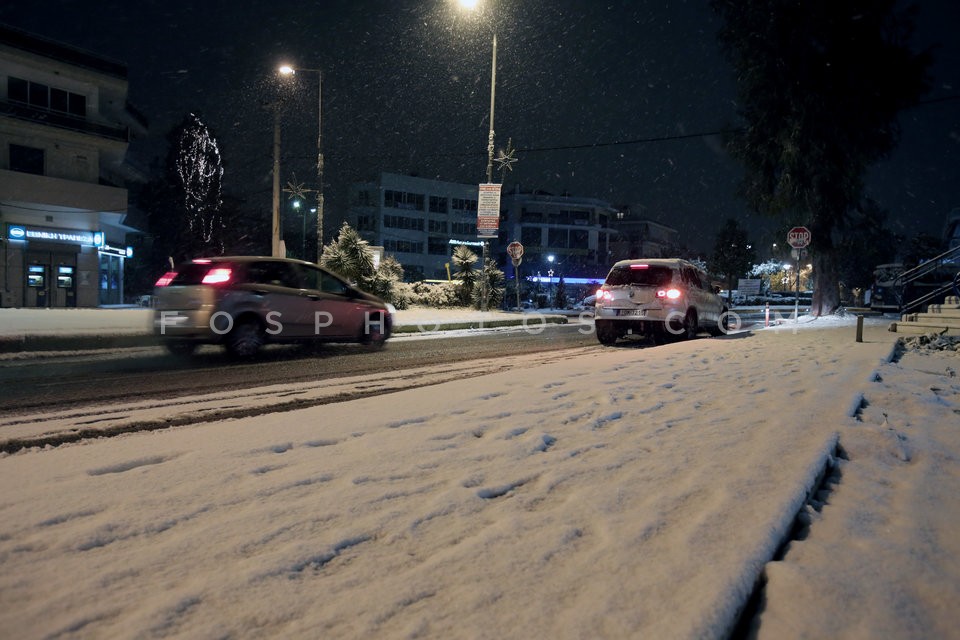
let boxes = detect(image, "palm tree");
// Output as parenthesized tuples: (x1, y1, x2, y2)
(321, 222, 374, 284)
(451, 245, 478, 306)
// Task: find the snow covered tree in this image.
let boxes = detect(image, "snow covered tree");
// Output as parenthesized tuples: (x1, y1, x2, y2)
(470, 258, 505, 311)
(451, 245, 479, 306)
(712, 0, 930, 315)
(320, 222, 406, 305)
(172, 113, 224, 255)
(321, 222, 375, 285)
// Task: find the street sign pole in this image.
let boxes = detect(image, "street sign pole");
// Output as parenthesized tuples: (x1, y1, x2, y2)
(506, 241, 524, 312)
(787, 226, 811, 323)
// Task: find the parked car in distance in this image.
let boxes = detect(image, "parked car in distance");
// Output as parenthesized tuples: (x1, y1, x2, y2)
(593, 258, 728, 345)
(152, 256, 392, 357)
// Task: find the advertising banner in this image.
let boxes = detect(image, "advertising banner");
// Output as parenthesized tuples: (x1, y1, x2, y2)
(477, 183, 501, 239)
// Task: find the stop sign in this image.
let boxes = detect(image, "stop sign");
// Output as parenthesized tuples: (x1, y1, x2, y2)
(787, 226, 811, 249)
(506, 241, 524, 260)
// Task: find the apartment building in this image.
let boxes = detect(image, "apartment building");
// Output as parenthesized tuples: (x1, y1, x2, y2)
(0, 24, 146, 307)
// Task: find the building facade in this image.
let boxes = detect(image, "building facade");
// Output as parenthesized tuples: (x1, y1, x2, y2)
(0, 24, 145, 308)
(497, 189, 619, 281)
(349, 172, 484, 280)
(608, 216, 679, 261)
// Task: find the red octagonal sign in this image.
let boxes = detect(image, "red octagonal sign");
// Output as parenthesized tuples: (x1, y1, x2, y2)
(787, 226, 812, 249)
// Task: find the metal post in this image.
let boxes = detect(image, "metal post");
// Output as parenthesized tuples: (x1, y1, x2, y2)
(856, 314, 864, 342)
(513, 260, 522, 311)
(795, 255, 801, 323)
(271, 106, 282, 257)
(481, 33, 497, 312)
(315, 70, 324, 263)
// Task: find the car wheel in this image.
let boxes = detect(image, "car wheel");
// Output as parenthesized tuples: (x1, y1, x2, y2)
(595, 320, 619, 345)
(670, 310, 698, 341)
(164, 340, 197, 356)
(226, 317, 265, 357)
(709, 308, 730, 336)
(361, 312, 390, 348)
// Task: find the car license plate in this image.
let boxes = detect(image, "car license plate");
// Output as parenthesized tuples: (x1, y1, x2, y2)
(618, 309, 646, 317)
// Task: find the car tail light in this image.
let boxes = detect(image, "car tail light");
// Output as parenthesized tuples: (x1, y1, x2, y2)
(596, 289, 614, 302)
(201, 267, 233, 285)
(657, 288, 682, 300)
(155, 271, 177, 287)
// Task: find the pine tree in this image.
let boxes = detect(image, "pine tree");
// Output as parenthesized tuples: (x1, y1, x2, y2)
(712, 0, 931, 315)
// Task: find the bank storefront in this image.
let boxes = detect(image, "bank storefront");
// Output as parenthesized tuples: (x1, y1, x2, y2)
(3, 223, 132, 308)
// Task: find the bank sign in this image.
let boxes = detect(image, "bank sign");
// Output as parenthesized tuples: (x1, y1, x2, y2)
(6, 224, 97, 246)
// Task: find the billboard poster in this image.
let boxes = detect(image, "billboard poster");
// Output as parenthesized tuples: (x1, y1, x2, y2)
(477, 183, 501, 239)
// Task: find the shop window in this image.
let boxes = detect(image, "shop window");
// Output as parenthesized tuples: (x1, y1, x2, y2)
(10, 144, 44, 175)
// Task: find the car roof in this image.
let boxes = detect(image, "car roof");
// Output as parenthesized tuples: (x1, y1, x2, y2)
(609, 258, 698, 270)
(188, 256, 318, 267)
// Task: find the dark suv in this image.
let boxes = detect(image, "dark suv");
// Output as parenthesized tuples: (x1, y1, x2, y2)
(593, 258, 728, 345)
(152, 256, 392, 357)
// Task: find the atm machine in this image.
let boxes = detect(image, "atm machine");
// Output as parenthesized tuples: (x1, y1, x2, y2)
(56, 265, 76, 307)
(26, 264, 48, 307)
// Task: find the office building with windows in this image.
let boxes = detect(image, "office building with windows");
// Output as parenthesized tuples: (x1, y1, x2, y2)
(349, 172, 484, 281)
(497, 188, 620, 281)
(0, 24, 146, 307)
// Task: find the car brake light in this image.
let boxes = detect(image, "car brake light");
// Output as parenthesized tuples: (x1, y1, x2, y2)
(629, 264, 649, 269)
(201, 268, 233, 285)
(596, 289, 614, 302)
(193, 258, 212, 264)
(155, 271, 177, 287)
(657, 288, 682, 300)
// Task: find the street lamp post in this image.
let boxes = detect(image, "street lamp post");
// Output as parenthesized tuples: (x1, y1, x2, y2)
(278, 64, 324, 263)
(271, 105, 282, 257)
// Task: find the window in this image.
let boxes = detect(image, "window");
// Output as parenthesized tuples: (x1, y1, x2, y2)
(428, 219, 447, 233)
(428, 236, 449, 255)
(9, 144, 44, 175)
(8, 77, 28, 103)
(548, 228, 569, 248)
(429, 195, 448, 214)
(384, 189, 424, 211)
(451, 222, 474, 235)
(384, 239, 423, 253)
(7, 77, 86, 117)
(452, 198, 478, 212)
(521, 227, 541, 246)
(384, 215, 424, 231)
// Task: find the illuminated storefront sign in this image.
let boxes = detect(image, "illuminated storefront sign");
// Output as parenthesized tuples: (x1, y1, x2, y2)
(98, 243, 133, 258)
(6, 224, 96, 246)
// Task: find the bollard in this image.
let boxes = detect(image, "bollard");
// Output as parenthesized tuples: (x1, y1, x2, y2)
(856, 314, 864, 342)
(765, 302, 770, 328)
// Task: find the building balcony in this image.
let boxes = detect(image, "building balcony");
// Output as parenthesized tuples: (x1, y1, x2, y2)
(1, 100, 129, 142)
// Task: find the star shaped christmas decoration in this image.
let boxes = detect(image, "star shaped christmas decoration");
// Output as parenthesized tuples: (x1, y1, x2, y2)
(494, 138, 518, 175)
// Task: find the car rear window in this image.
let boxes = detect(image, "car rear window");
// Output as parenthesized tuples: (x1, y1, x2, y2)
(604, 265, 673, 287)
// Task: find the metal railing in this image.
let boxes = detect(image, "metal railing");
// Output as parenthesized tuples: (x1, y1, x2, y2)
(893, 244, 960, 313)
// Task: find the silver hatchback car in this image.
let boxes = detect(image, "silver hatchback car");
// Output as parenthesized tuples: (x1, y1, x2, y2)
(153, 256, 392, 357)
(593, 258, 728, 345)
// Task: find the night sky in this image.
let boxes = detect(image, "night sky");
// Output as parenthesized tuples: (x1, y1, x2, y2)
(2, 0, 958, 254)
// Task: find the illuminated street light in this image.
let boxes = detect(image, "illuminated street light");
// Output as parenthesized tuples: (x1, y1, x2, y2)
(278, 63, 325, 262)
